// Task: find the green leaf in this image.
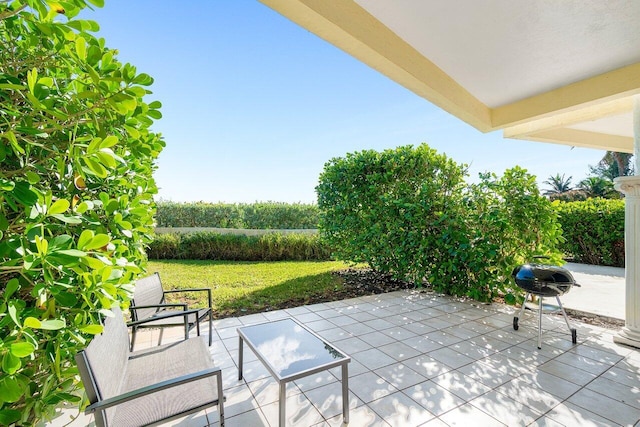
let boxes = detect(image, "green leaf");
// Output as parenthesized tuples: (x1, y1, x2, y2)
(132, 73, 154, 85)
(39, 319, 66, 330)
(96, 151, 117, 168)
(85, 234, 110, 250)
(2, 353, 21, 374)
(80, 324, 103, 334)
(4, 278, 19, 300)
(12, 181, 38, 207)
(25, 171, 40, 184)
(148, 109, 162, 119)
(78, 230, 94, 250)
(56, 249, 87, 257)
(83, 157, 108, 178)
(8, 303, 20, 327)
(50, 214, 82, 224)
(0, 410, 21, 425)
(10, 342, 35, 358)
(87, 0, 105, 7)
(100, 135, 118, 149)
(48, 199, 70, 215)
(27, 68, 37, 94)
(87, 136, 102, 153)
(0, 376, 23, 402)
(76, 36, 87, 60)
(24, 317, 41, 329)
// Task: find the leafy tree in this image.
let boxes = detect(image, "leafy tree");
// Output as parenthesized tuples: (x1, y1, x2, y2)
(589, 151, 633, 180)
(542, 173, 573, 196)
(316, 144, 563, 303)
(0, 1, 164, 424)
(578, 176, 616, 199)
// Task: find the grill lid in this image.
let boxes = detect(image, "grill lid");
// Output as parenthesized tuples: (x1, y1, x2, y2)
(512, 263, 576, 297)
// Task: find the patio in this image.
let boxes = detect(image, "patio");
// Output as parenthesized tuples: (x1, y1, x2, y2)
(53, 289, 640, 427)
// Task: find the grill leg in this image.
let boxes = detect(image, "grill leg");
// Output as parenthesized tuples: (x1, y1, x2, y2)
(538, 296, 543, 349)
(518, 293, 529, 319)
(555, 296, 577, 344)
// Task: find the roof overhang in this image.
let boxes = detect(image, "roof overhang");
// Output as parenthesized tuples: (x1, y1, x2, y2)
(260, 0, 640, 152)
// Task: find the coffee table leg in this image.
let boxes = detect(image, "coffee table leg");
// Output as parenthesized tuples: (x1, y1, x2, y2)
(342, 363, 349, 424)
(279, 382, 286, 427)
(238, 336, 244, 380)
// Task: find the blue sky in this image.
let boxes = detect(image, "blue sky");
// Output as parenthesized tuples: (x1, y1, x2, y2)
(86, 1, 605, 203)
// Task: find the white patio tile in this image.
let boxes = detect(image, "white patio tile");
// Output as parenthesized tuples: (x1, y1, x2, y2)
(585, 376, 640, 410)
(352, 348, 397, 371)
(457, 360, 516, 388)
(368, 391, 435, 426)
(305, 319, 339, 332)
(403, 354, 452, 380)
(261, 392, 325, 427)
(493, 378, 562, 415)
(341, 322, 377, 336)
(358, 330, 397, 347)
(284, 306, 313, 316)
(554, 351, 615, 376)
(439, 402, 507, 426)
(425, 330, 464, 347)
(247, 376, 302, 407)
(325, 404, 390, 427)
(261, 310, 291, 321)
(528, 415, 566, 427)
(568, 342, 626, 365)
(377, 341, 422, 362)
(348, 372, 396, 403)
(303, 381, 362, 420)
(294, 311, 324, 323)
(223, 383, 261, 419)
(428, 346, 475, 370)
(568, 387, 640, 425)
(431, 370, 492, 402)
(381, 325, 419, 341)
(238, 312, 270, 325)
(333, 336, 372, 354)
(507, 370, 581, 400)
(545, 401, 624, 427)
(447, 340, 494, 360)
(469, 390, 543, 426)
(406, 336, 443, 353)
(329, 315, 360, 327)
(317, 327, 351, 342)
(313, 308, 344, 319)
(362, 318, 396, 331)
(422, 316, 457, 330)
(373, 362, 428, 390)
(602, 363, 640, 388)
(440, 325, 481, 341)
(349, 311, 378, 322)
(538, 359, 598, 386)
(417, 418, 449, 427)
(330, 358, 369, 378)
(404, 381, 467, 417)
(294, 370, 338, 393)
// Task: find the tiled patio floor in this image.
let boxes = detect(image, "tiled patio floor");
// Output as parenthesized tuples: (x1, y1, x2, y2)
(50, 290, 640, 426)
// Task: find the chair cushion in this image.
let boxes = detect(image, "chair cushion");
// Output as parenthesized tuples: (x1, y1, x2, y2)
(110, 339, 218, 427)
(132, 273, 165, 321)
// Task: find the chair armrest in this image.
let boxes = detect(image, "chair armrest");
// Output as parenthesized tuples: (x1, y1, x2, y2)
(129, 303, 188, 311)
(127, 308, 200, 327)
(85, 368, 222, 414)
(163, 288, 212, 309)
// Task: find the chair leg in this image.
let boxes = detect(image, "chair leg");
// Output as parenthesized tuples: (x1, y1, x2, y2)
(158, 328, 164, 346)
(209, 310, 213, 346)
(130, 327, 137, 352)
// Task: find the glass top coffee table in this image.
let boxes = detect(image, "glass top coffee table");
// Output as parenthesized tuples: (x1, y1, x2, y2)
(237, 318, 350, 426)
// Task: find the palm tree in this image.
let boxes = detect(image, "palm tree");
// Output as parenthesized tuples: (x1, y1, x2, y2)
(578, 176, 615, 198)
(543, 173, 572, 196)
(590, 151, 634, 180)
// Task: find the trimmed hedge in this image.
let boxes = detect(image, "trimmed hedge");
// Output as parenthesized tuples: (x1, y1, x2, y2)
(554, 198, 625, 267)
(156, 202, 319, 229)
(147, 232, 331, 261)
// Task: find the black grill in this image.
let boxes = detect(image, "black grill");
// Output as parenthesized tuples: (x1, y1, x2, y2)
(512, 263, 579, 349)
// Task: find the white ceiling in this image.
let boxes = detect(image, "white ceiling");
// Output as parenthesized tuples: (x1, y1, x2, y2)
(261, 0, 640, 151)
(355, 0, 640, 108)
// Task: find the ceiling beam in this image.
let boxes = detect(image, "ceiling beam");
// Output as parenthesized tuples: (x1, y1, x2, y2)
(508, 128, 633, 153)
(260, 0, 492, 131)
(492, 63, 640, 129)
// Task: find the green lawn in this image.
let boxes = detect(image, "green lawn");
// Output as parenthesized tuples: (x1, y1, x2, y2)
(147, 260, 350, 317)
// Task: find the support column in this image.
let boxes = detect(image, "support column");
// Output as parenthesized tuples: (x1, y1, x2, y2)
(613, 96, 640, 348)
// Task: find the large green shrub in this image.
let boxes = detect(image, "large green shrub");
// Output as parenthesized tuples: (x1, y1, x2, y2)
(554, 199, 625, 266)
(0, 1, 164, 424)
(156, 201, 320, 229)
(148, 232, 331, 261)
(316, 144, 563, 302)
